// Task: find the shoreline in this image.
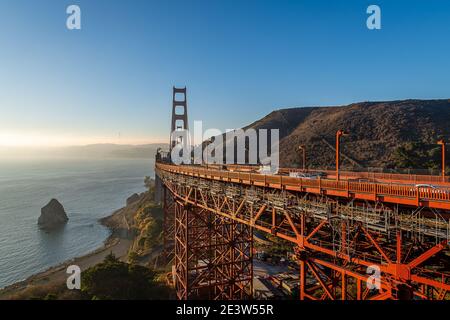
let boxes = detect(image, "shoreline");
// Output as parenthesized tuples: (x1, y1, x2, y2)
(0, 199, 138, 299)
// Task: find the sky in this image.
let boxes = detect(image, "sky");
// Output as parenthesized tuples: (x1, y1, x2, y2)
(0, 0, 449, 147)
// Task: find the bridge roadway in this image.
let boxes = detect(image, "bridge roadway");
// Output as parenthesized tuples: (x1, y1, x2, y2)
(157, 162, 450, 300)
(157, 163, 450, 210)
(207, 164, 450, 186)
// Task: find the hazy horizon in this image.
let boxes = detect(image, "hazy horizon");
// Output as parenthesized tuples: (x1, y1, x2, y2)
(0, 132, 168, 148)
(0, 142, 168, 159)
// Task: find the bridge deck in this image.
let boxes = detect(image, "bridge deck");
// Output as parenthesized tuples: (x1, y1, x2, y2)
(156, 163, 450, 210)
(206, 164, 450, 186)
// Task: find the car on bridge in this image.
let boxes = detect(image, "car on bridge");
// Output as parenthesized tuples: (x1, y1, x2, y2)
(403, 183, 450, 195)
(288, 171, 326, 179)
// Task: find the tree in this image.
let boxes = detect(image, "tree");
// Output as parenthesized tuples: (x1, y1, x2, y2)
(144, 176, 154, 191)
(81, 255, 169, 300)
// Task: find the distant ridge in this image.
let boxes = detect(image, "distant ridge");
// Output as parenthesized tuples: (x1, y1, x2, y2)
(59, 143, 168, 158)
(0, 143, 168, 159)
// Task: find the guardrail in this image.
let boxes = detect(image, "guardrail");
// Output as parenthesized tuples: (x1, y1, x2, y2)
(280, 168, 450, 184)
(156, 163, 450, 210)
(189, 164, 450, 185)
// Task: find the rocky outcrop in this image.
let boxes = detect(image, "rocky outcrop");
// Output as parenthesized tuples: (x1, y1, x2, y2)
(101, 192, 152, 241)
(126, 193, 140, 206)
(38, 199, 69, 229)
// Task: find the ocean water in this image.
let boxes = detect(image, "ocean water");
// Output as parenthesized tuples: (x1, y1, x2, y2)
(0, 158, 154, 289)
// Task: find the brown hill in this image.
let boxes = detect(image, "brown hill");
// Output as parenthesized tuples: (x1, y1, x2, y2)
(244, 99, 450, 171)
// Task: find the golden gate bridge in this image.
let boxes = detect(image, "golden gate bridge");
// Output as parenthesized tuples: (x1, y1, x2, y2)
(155, 87, 450, 300)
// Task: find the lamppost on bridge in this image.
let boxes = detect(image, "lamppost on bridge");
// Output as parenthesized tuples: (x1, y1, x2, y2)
(298, 145, 306, 171)
(437, 139, 446, 182)
(336, 129, 349, 181)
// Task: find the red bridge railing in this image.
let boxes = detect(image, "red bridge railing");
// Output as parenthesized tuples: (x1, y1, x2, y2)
(156, 163, 450, 210)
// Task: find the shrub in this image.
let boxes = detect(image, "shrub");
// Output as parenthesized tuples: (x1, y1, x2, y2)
(81, 254, 170, 300)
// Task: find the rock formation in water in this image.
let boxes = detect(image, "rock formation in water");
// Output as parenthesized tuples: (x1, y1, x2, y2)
(38, 199, 69, 229)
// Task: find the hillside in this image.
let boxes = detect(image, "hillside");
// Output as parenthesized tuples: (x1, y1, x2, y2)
(244, 99, 450, 171)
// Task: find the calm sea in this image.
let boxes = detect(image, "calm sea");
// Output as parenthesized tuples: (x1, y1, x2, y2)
(0, 158, 154, 289)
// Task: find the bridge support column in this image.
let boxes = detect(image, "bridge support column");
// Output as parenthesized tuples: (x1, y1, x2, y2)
(173, 201, 253, 300)
(162, 186, 175, 264)
(154, 174, 163, 204)
(210, 214, 253, 299)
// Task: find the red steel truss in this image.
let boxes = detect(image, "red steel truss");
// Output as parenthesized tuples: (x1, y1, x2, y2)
(170, 194, 253, 300)
(157, 163, 450, 300)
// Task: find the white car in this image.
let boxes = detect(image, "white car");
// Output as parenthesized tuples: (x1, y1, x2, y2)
(258, 165, 278, 175)
(414, 184, 437, 189)
(413, 184, 450, 195)
(289, 172, 324, 179)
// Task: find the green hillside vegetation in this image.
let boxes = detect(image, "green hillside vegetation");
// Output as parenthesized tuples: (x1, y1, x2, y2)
(81, 253, 170, 300)
(7, 253, 172, 300)
(128, 203, 164, 261)
(391, 142, 444, 170)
